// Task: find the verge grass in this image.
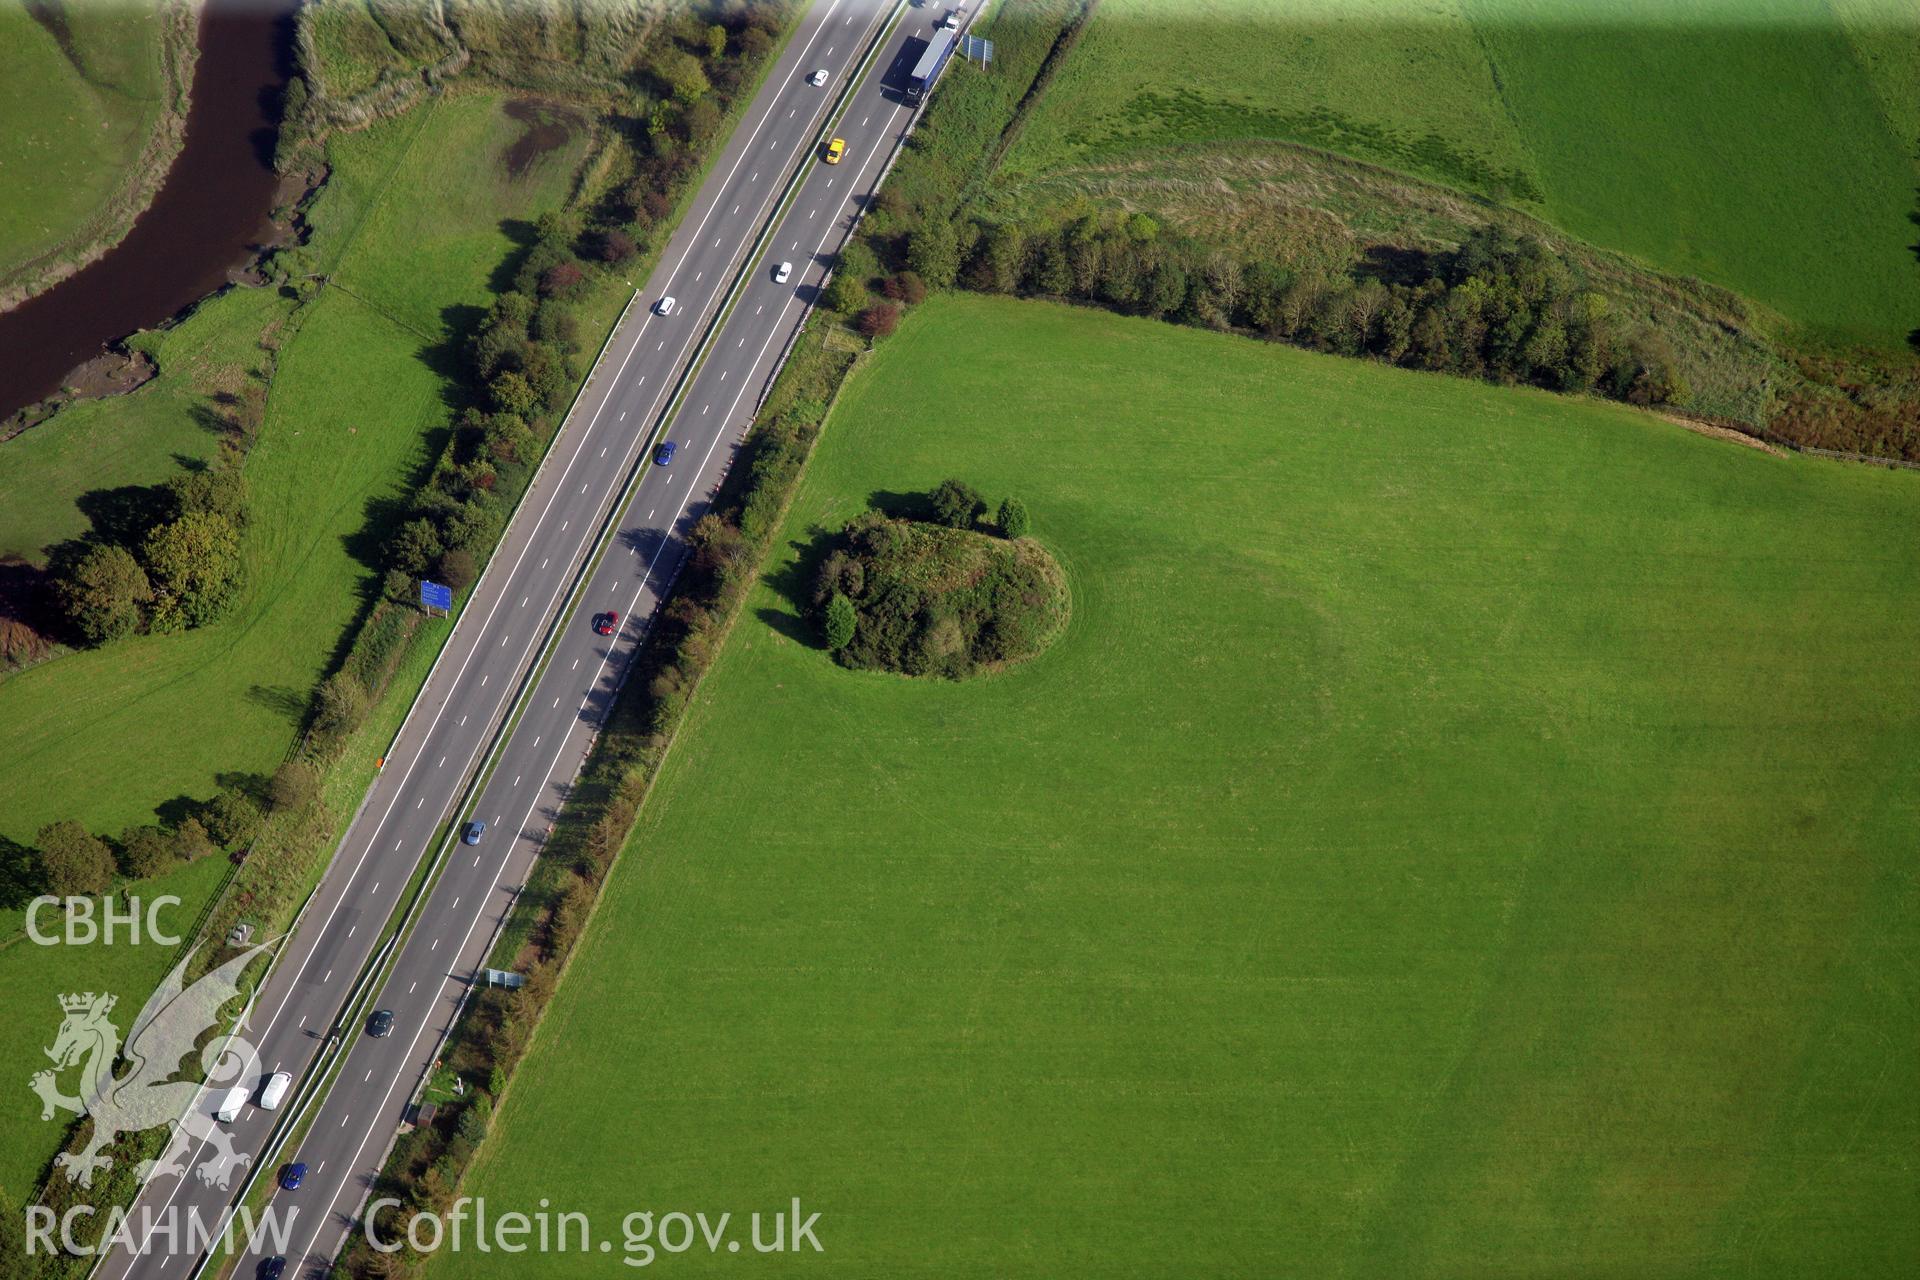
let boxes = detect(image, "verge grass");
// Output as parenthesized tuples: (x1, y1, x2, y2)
(450, 294, 1919, 1277)
(1004, 0, 1920, 346)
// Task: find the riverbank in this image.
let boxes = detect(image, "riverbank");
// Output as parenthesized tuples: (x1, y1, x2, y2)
(0, 1, 293, 424)
(0, 0, 198, 314)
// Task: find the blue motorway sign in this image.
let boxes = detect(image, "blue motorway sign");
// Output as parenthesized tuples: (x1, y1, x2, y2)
(420, 580, 454, 612)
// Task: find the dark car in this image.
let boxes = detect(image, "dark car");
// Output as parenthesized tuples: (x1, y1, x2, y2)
(593, 611, 620, 636)
(654, 440, 676, 466)
(367, 1009, 395, 1038)
(462, 820, 486, 845)
(257, 1259, 286, 1280)
(279, 1162, 306, 1191)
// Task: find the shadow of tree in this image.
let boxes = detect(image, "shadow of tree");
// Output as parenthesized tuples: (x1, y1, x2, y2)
(0, 836, 45, 909)
(154, 794, 204, 829)
(246, 683, 309, 727)
(865, 487, 934, 523)
(74, 482, 173, 550)
(758, 522, 842, 651)
(489, 218, 540, 296)
(214, 770, 272, 806)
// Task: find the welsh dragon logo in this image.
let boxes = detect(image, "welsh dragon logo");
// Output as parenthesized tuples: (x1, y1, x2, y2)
(32, 941, 272, 1190)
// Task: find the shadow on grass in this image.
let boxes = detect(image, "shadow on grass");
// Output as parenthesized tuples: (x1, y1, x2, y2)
(0, 836, 46, 908)
(759, 520, 843, 651)
(246, 683, 309, 727)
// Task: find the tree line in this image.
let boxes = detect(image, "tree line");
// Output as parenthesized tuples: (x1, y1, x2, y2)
(903, 211, 1690, 409)
(0, 759, 321, 904)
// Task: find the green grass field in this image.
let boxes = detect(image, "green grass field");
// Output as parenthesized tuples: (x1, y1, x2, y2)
(0, 0, 176, 287)
(1003, 0, 1920, 347)
(0, 853, 232, 1206)
(0, 92, 587, 845)
(448, 294, 1919, 1277)
(0, 89, 591, 1208)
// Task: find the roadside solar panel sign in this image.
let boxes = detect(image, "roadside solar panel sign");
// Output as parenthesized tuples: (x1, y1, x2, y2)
(963, 34, 993, 65)
(420, 580, 453, 612)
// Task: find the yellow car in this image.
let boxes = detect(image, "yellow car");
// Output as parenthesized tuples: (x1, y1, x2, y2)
(824, 137, 845, 164)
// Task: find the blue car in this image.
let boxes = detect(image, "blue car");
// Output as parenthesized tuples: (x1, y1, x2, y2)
(462, 820, 486, 845)
(257, 1259, 285, 1280)
(654, 440, 676, 466)
(279, 1162, 306, 1191)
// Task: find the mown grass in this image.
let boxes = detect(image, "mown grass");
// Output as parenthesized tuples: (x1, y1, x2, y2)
(0, 0, 173, 283)
(1004, 0, 1919, 347)
(450, 294, 1919, 1277)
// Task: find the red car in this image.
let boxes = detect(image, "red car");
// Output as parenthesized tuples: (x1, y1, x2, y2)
(593, 611, 619, 636)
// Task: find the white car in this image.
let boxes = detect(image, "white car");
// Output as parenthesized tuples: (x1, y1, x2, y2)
(809, 69, 829, 87)
(259, 1071, 292, 1111)
(654, 296, 675, 316)
(943, 9, 961, 29)
(774, 261, 793, 284)
(214, 1087, 247, 1123)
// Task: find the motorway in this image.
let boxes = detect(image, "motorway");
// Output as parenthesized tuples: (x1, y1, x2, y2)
(90, 0, 958, 1275)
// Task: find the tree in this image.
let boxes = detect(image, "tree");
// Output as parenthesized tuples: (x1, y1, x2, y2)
(996, 496, 1030, 539)
(930, 479, 985, 529)
(168, 466, 248, 523)
(142, 511, 243, 631)
(974, 225, 1026, 294)
(651, 48, 710, 103)
(315, 671, 370, 736)
(881, 271, 927, 305)
(823, 267, 868, 315)
(597, 228, 637, 264)
(390, 518, 444, 576)
(906, 221, 961, 289)
(171, 816, 217, 863)
(856, 303, 900, 338)
(738, 24, 773, 61)
(824, 593, 857, 651)
(532, 301, 580, 351)
(200, 788, 262, 849)
(1142, 258, 1188, 318)
(436, 546, 477, 591)
(36, 821, 114, 896)
(117, 825, 175, 879)
(59, 544, 151, 644)
(538, 260, 588, 300)
(269, 760, 319, 812)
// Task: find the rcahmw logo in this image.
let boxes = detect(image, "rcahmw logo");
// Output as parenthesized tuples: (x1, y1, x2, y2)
(26, 894, 183, 946)
(31, 940, 272, 1191)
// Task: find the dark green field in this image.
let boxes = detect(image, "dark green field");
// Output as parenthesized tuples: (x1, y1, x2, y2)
(1005, 0, 1920, 347)
(447, 295, 1920, 1277)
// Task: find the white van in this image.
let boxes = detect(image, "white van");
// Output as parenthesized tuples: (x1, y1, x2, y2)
(259, 1071, 293, 1112)
(214, 1087, 248, 1123)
